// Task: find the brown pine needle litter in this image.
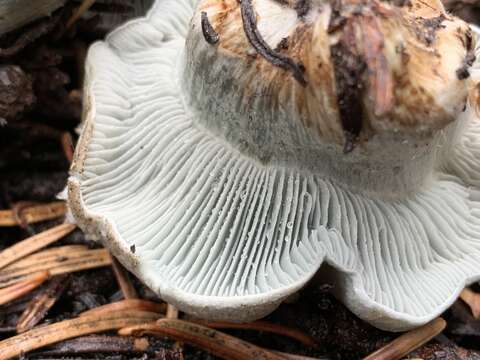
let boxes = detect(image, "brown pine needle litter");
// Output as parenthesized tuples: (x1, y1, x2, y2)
(0, 245, 88, 272)
(16, 274, 71, 333)
(111, 258, 138, 299)
(0, 271, 50, 306)
(65, 0, 97, 31)
(0, 223, 452, 360)
(363, 318, 446, 360)
(35, 335, 157, 356)
(0, 223, 76, 269)
(61, 131, 75, 163)
(166, 304, 184, 359)
(0, 311, 161, 360)
(460, 288, 480, 319)
(166, 304, 180, 319)
(0, 247, 112, 288)
(0, 218, 447, 360)
(10, 201, 40, 228)
(0, 202, 67, 227)
(270, 351, 328, 360)
(192, 320, 317, 348)
(118, 318, 288, 360)
(79, 299, 167, 318)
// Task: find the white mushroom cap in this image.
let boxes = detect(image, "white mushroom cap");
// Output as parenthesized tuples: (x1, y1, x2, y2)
(68, 0, 480, 331)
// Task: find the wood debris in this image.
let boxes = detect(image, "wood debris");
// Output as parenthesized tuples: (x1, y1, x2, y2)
(80, 299, 166, 318)
(0, 247, 111, 288)
(16, 274, 71, 333)
(363, 318, 446, 360)
(0, 271, 50, 306)
(0, 311, 161, 359)
(119, 318, 288, 360)
(0, 202, 67, 227)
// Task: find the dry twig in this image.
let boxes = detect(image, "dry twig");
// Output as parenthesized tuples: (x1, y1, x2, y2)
(0, 223, 76, 270)
(0, 202, 67, 227)
(119, 318, 288, 360)
(363, 318, 446, 360)
(16, 274, 71, 333)
(0, 311, 161, 359)
(0, 271, 50, 306)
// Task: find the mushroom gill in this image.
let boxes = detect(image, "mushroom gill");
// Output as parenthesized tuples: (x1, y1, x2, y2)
(68, 0, 480, 331)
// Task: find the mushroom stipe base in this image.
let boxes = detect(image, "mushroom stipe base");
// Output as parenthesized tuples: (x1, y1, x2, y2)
(69, 0, 480, 331)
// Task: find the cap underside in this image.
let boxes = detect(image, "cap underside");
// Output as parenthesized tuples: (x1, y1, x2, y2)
(68, 0, 480, 331)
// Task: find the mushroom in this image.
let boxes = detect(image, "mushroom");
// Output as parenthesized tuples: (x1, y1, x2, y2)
(68, 0, 480, 331)
(0, 0, 66, 36)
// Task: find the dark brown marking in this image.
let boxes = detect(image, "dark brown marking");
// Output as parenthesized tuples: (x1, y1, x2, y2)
(414, 15, 446, 46)
(201, 11, 220, 45)
(275, 37, 289, 51)
(456, 51, 476, 80)
(330, 23, 366, 154)
(329, 1, 394, 153)
(295, 0, 311, 19)
(239, 0, 308, 86)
